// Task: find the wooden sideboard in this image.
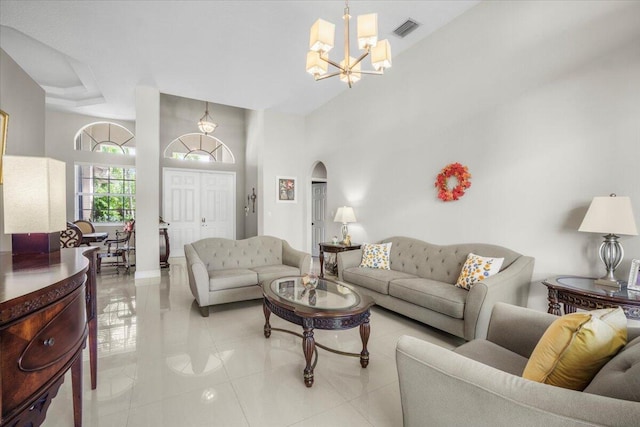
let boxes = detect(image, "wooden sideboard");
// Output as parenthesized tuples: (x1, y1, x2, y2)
(0, 247, 98, 427)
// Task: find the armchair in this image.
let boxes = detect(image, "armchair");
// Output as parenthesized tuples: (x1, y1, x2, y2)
(396, 303, 640, 426)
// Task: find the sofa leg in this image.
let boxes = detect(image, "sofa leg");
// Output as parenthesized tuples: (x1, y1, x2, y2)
(198, 305, 209, 317)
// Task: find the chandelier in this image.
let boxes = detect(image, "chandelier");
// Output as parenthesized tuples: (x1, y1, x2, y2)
(306, 0, 392, 88)
(197, 101, 217, 135)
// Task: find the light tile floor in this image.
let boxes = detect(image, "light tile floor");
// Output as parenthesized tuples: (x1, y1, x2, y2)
(43, 258, 464, 427)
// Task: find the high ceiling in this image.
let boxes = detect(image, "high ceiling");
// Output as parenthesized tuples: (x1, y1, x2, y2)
(0, 1, 479, 120)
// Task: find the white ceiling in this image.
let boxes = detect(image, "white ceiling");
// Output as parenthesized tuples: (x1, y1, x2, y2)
(0, 1, 479, 120)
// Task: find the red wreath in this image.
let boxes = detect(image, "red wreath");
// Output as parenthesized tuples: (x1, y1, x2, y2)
(435, 163, 472, 202)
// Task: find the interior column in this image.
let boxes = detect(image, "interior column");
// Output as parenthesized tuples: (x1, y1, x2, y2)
(134, 86, 161, 283)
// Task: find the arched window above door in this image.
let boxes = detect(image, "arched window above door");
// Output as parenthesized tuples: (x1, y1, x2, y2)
(74, 122, 135, 155)
(164, 133, 235, 163)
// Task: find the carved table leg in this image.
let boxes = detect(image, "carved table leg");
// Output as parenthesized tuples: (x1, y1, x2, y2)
(302, 318, 315, 387)
(547, 288, 561, 316)
(71, 354, 83, 427)
(263, 299, 271, 338)
(319, 247, 325, 278)
(564, 304, 577, 314)
(359, 313, 370, 368)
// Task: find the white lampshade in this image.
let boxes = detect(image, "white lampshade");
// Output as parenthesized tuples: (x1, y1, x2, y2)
(357, 13, 378, 49)
(371, 39, 392, 71)
(309, 19, 335, 53)
(339, 56, 361, 84)
(3, 156, 67, 234)
(334, 206, 357, 224)
(306, 51, 328, 76)
(579, 195, 638, 236)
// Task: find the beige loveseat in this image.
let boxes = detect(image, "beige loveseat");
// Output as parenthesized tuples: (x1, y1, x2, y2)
(185, 236, 311, 316)
(396, 303, 640, 426)
(337, 236, 534, 340)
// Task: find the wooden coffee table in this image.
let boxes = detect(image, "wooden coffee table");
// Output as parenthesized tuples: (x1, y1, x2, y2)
(542, 275, 640, 319)
(262, 276, 374, 387)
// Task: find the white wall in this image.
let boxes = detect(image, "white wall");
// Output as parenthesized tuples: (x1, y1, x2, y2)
(244, 109, 262, 238)
(0, 48, 46, 252)
(304, 0, 640, 310)
(257, 110, 307, 251)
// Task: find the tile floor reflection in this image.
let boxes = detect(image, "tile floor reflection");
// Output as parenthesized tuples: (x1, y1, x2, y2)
(42, 258, 463, 426)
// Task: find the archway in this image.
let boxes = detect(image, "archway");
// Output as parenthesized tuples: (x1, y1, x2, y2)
(310, 161, 327, 257)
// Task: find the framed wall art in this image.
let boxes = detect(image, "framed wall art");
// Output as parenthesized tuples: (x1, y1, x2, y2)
(276, 176, 296, 203)
(628, 259, 640, 291)
(0, 110, 7, 184)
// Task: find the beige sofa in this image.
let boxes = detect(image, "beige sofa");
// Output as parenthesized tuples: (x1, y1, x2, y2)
(337, 236, 534, 340)
(185, 236, 311, 316)
(396, 303, 640, 426)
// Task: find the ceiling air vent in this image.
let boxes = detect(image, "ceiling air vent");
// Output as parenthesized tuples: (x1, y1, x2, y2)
(393, 19, 420, 38)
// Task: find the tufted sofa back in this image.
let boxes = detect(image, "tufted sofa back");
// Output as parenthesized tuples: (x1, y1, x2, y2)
(191, 236, 283, 270)
(380, 236, 522, 284)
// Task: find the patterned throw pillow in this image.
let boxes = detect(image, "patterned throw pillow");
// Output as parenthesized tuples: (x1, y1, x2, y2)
(455, 253, 504, 290)
(359, 243, 392, 270)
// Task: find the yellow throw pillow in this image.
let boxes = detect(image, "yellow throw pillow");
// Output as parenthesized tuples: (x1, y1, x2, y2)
(522, 307, 627, 391)
(455, 253, 504, 290)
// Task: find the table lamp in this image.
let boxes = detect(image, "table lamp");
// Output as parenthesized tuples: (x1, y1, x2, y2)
(3, 156, 67, 256)
(578, 194, 638, 284)
(334, 206, 356, 243)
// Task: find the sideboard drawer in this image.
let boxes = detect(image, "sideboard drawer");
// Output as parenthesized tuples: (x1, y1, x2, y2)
(1, 287, 87, 418)
(20, 290, 87, 371)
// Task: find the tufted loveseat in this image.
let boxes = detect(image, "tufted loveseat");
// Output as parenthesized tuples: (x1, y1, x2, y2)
(337, 236, 534, 340)
(185, 236, 311, 316)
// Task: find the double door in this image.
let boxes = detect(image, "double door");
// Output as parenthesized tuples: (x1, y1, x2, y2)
(163, 168, 235, 257)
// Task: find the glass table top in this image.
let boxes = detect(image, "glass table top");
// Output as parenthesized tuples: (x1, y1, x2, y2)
(551, 276, 640, 300)
(267, 276, 359, 310)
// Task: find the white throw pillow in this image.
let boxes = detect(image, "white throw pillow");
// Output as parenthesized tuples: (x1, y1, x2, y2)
(455, 252, 504, 290)
(359, 242, 392, 270)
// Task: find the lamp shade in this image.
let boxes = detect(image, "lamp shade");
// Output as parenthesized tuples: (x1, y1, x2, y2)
(3, 156, 67, 234)
(371, 39, 392, 71)
(579, 195, 638, 236)
(334, 206, 356, 223)
(357, 13, 378, 49)
(339, 56, 361, 84)
(306, 51, 328, 76)
(309, 19, 335, 53)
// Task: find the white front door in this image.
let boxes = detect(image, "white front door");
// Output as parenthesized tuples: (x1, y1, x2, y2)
(200, 172, 235, 239)
(311, 182, 327, 257)
(163, 168, 235, 257)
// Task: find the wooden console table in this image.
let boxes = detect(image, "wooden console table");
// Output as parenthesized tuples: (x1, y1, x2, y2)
(0, 247, 98, 427)
(318, 242, 361, 278)
(542, 275, 640, 319)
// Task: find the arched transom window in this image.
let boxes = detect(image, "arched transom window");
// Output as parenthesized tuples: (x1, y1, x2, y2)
(75, 122, 135, 155)
(164, 133, 235, 163)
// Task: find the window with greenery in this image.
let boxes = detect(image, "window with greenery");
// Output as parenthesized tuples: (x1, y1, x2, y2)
(76, 164, 135, 223)
(75, 122, 135, 154)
